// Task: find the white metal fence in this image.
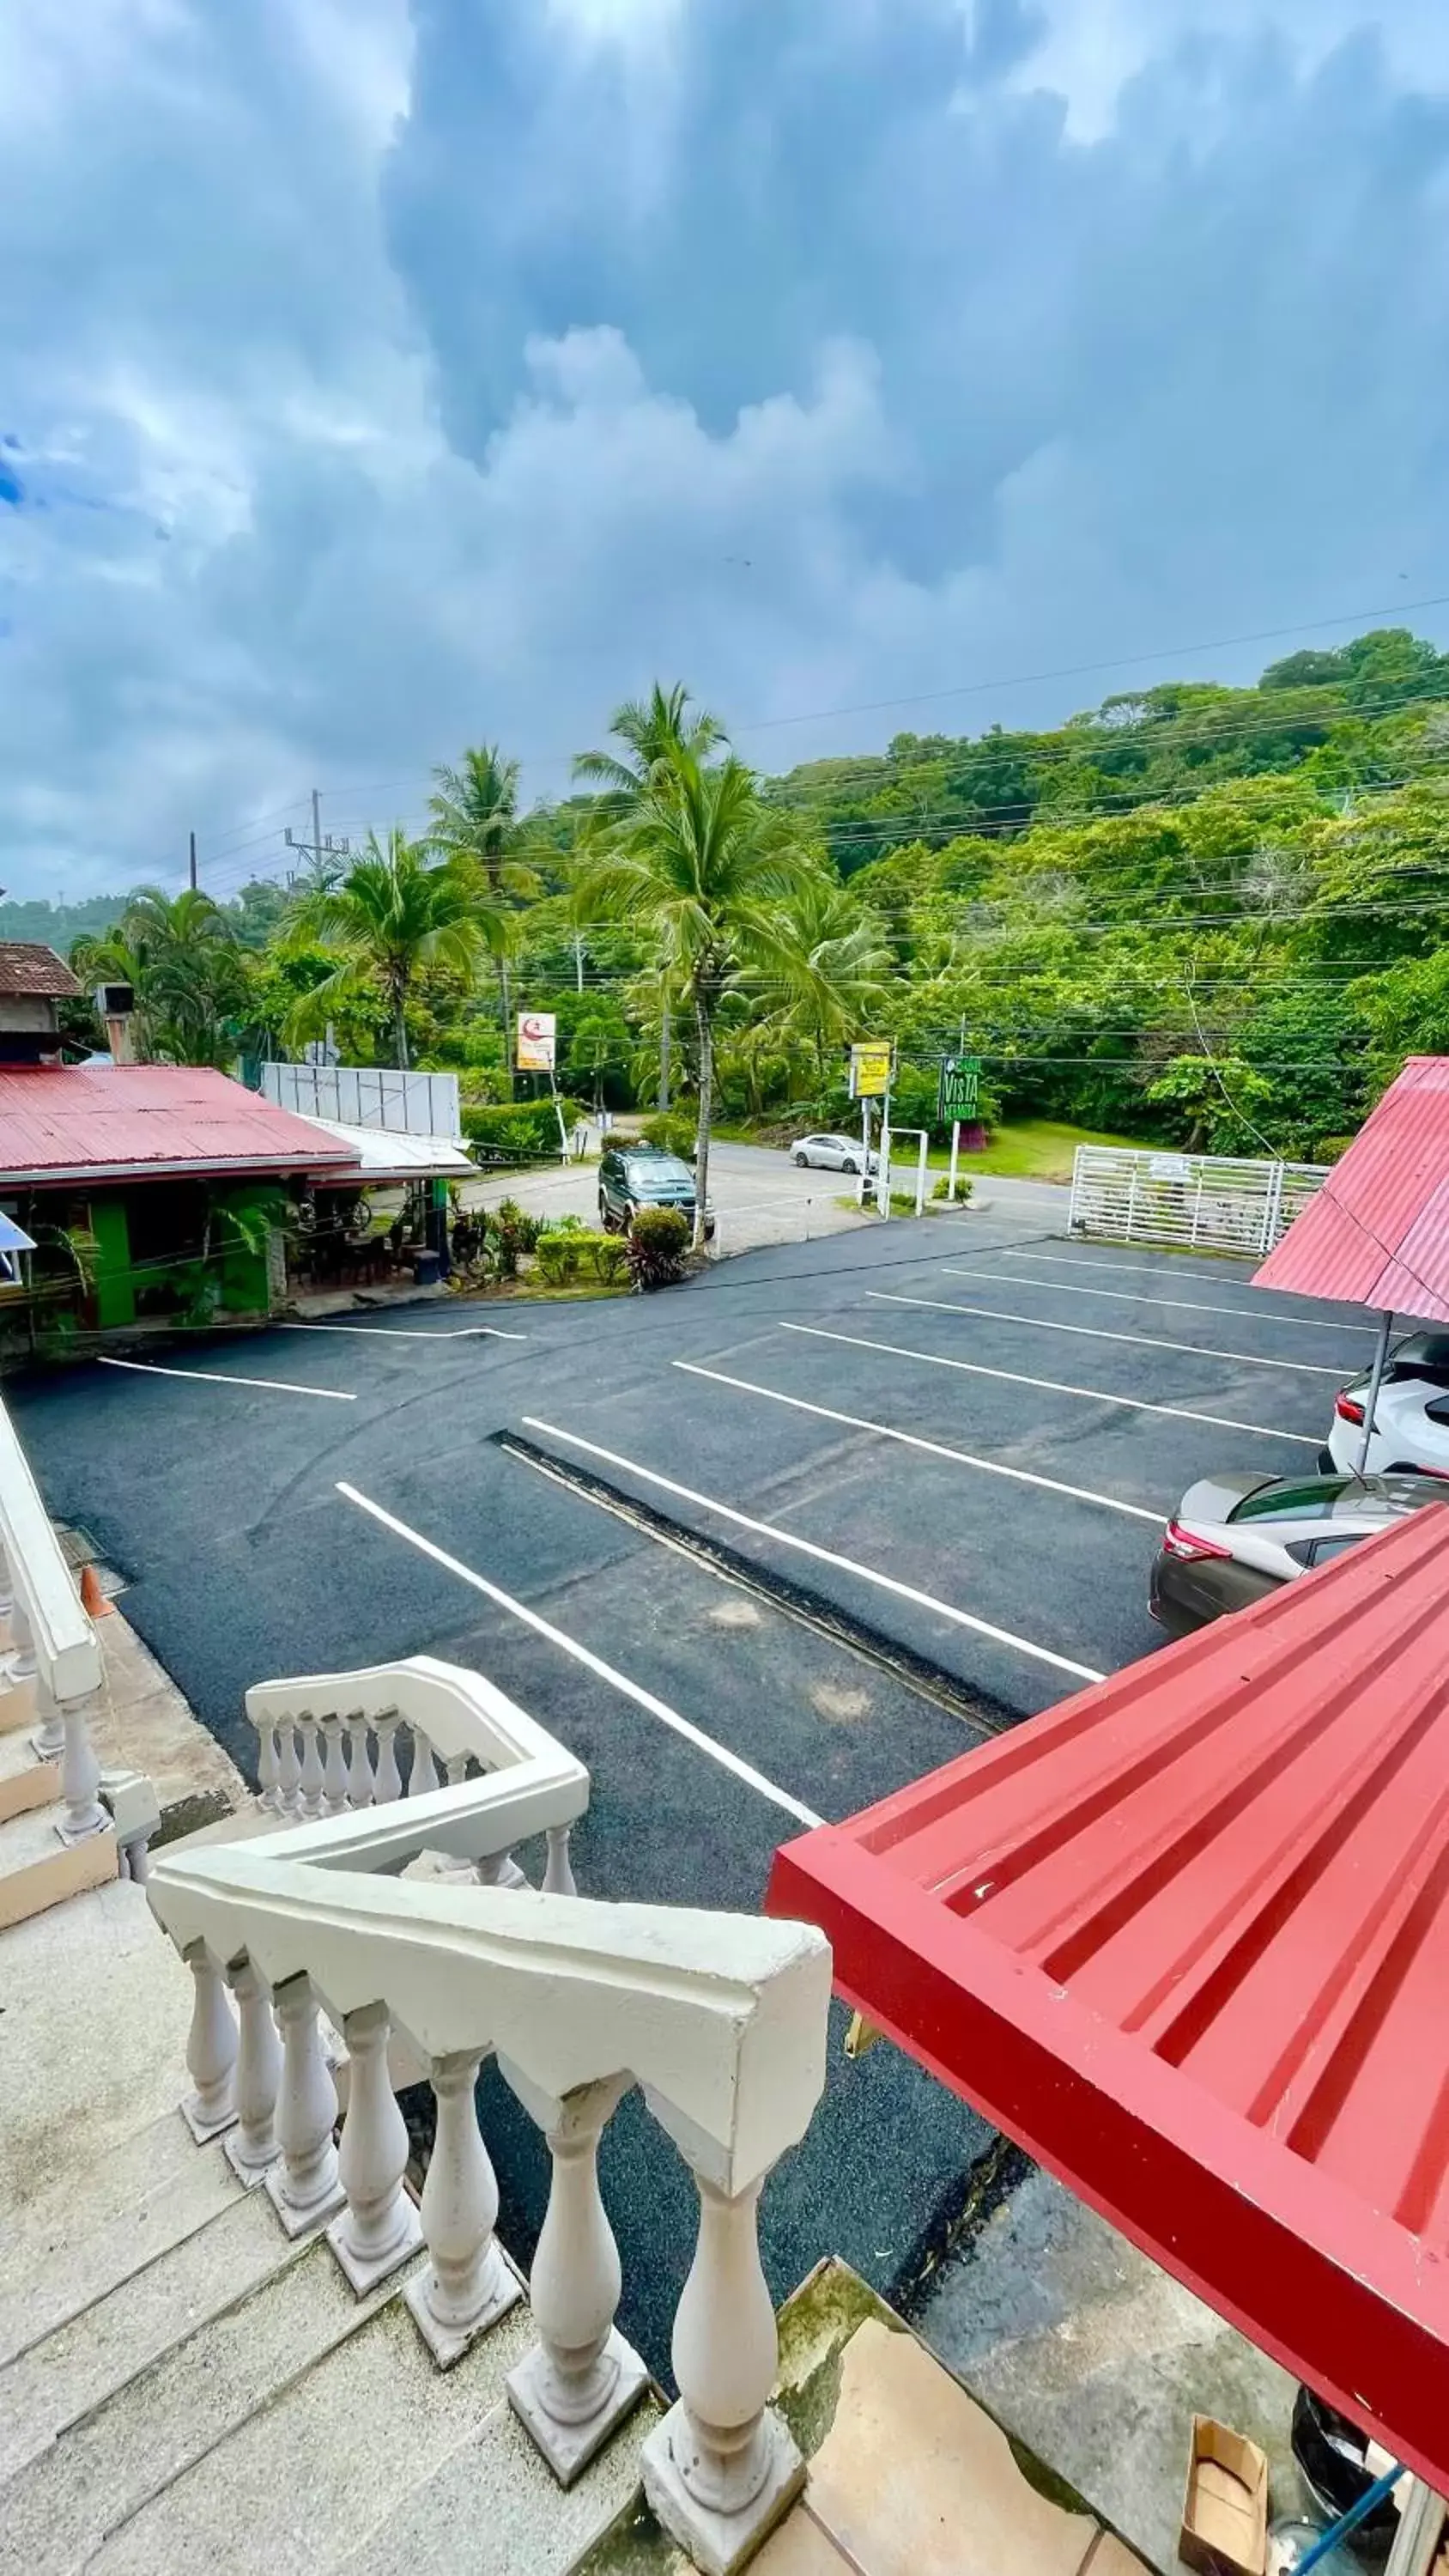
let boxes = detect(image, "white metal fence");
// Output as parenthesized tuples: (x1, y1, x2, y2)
(1068, 1145, 1330, 1258)
(261, 1064, 462, 1143)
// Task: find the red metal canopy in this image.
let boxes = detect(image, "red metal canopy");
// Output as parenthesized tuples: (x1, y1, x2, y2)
(0, 1065, 359, 1188)
(1254, 1054, 1449, 1322)
(767, 1510, 1449, 2489)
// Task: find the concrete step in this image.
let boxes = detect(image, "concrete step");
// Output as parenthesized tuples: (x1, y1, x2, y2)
(0, 1796, 116, 1929)
(0, 1726, 58, 1826)
(0, 2184, 306, 2482)
(0, 2231, 421, 2576)
(0, 2113, 242, 2366)
(334, 2377, 662, 2576)
(90, 2278, 538, 2576)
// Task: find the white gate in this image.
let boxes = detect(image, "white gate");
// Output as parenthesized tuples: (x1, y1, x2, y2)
(261, 1063, 462, 1143)
(1068, 1145, 1329, 1257)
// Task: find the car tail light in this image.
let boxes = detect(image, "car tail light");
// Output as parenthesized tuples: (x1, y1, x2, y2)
(1335, 1394, 1366, 1425)
(1161, 1518, 1232, 1563)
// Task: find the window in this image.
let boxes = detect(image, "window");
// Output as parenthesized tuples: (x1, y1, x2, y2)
(1230, 1479, 1351, 1525)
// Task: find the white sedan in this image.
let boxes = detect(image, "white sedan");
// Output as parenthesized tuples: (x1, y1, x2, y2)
(1325, 1329, 1449, 1477)
(789, 1131, 880, 1176)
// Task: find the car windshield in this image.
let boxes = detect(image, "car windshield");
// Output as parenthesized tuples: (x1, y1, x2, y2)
(625, 1157, 690, 1188)
(1230, 1478, 1355, 1524)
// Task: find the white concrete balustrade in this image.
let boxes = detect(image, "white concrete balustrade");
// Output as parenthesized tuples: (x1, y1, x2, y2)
(147, 1656, 832, 2575)
(0, 1400, 107, 1844)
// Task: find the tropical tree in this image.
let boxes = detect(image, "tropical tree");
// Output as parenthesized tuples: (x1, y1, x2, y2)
(72, 887, 249, 1067)
(573, 737, 822, 1245)
(280, 829, 507, 1069)
(749, 877, 894, 1078)
(427, 746, 540, 1083)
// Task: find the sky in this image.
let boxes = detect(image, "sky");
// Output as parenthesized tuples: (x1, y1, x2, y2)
(3, 0, 1449, 900)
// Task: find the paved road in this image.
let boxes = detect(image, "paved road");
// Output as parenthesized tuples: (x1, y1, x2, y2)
(9, 1210, 1373, 2376)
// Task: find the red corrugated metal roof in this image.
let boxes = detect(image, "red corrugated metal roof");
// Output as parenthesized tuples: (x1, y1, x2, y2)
(0, 1065, 360, 1186)
(1254, 1055, 1449, 1321)
(767, 1510, 1449, 2490)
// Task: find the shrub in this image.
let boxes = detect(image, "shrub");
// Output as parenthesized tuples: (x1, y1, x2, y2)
(931, 1175, 974, 1203)
(639, 1113, 696, 1158)
(494, 1198, 542, 1253)
(461, 1100, 584, 1162)
(627, 1204, 690, 1291)
(589, 1235, 630, 1286)
(535, 1234, 581, 1285)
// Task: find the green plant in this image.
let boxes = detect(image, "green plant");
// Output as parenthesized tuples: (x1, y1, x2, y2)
(535, 1233, 581, 1285)
(462, 1101, 581, 1162)
(639, 1112, 696, 1157)
(931, 1175, 974, 1203)
(494, 1197, 543, 1253)
(537, 1212, 588, 1236)
(627, 1204, 691, 1290)
(589, 1234, 630, 1285)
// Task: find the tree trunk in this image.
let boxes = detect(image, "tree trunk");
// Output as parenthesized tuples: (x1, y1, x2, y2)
(692, 990, 715, 1255)
(498, 956, 513, 1100)
(391, 978, 410, 1071)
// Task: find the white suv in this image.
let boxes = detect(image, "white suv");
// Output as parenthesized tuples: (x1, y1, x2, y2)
(1325, 1330, 1449, 1478)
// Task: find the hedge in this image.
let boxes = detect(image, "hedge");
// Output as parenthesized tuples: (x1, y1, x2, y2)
(461, 1100, 584, 1161)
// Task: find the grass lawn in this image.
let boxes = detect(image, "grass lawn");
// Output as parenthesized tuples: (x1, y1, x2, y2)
(925, 1118, 1148, 1185)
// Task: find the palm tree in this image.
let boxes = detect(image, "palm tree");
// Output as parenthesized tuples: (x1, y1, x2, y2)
(573, 746, 822, 1246)
(72, 887, 247, 1067)
(427, 747, 540, 1083)
(752, 878, 895, 1078)
(281, 829, 507, 1069)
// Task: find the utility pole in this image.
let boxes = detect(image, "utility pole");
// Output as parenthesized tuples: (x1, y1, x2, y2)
(658, 999, 672, 1114)
(284, 789, 349, 886)
(188, 830, 197, 892)
(573, 933, 585, 994)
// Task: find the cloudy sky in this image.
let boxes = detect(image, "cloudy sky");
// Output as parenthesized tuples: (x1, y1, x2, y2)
(3, 0, 1448, 899)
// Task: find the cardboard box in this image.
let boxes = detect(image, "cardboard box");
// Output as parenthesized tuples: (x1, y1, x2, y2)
(1179, 2416, 1269, 2576)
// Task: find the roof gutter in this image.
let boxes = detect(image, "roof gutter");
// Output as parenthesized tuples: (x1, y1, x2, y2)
(0, 1151, 361, 1188)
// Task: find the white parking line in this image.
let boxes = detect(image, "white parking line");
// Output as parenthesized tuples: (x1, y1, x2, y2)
(336, 1480, 822, 1828)
(778, 1321, 1320, 1445)
(868, 1291, 1342, 1377)
(940, 1265, 1371, 1338)
(989, 1244, 1373, 1311)
(98, 1355, 356, 1401)
(521, 1417, 1106, 1686)
(275, 1321, 528, 1341)
(672, 1359, 1161, 1522)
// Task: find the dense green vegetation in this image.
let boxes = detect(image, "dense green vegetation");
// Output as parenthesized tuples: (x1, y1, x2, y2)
(21, 624, 1449, 1179)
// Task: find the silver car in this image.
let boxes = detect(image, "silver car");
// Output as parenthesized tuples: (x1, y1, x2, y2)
(790, 1132, 879, 1176)
(1149, 1468, 1446, 1637)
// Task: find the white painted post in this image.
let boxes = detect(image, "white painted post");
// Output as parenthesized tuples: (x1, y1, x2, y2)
(408, 1731, 440, 1798)
(320, 1717, 349, 1817)
(329, 2002, 422, 2292)
(404, 2050, 519, 2365)
(257, 1720, 281, 1812)
(543, 1824, 577, 1897)
(1385, 2480, 1446, 2576)
(9, 1596, 36, 1681)
(876, 1084, 892, 1218)
(223, 1953, 282, 2183)
(344, 1713, 376, 1808)
(373, 1712, 403, 1806)
(31, 1670, 64, 1759)
(641, 2169, 804, 2573)
(57, 1688, 107, 1844)
(949, 1119, 961, 1204)
(296, 1714, 325, 1821)
(507, 2076, 647, 2484)
(475, 1849, 528, 1888)
(266, 1974, 345, 2236)
(275, 1719, 301, 1818)
(915, 1129, 928, 1218)
(180, 1943, 239, 2141)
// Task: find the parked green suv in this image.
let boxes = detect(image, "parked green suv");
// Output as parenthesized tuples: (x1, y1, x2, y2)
(597, 1141, 715, 1240)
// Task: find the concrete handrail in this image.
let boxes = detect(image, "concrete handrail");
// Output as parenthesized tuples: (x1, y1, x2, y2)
(0, 1394, 101, 1703)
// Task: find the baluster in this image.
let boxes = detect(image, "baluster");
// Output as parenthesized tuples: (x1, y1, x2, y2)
(345, 1712, 375, 1807)
(443, 1753, 469, 1789)
(640, 2166, 804, 2573)
(475, 1849, 528, 1889)
(320, 1717, 350, 1817)
(403, 2050, 519, 2364)
(223, 1953, 282, 2184)
(275, 1717, 301, 1818)
(57, 1690, 107, 1844)
(256, 1720, 281, 1813)
(328, 2001, 421, 2291)
(373, 1712, 403, 1806)
(543, 1825, 577, 1897)
(296, 1712, 325, 1820)
(0, 1537, 12, 1623)
(266, 1974, 345, 2235)
(31, 1671, 65, 1760)
(8, 1596, 36, 1682)
(408, 1729, 440, 1798)
(180, 1943, 239, 2141)
(506, 2074, 646, 2482)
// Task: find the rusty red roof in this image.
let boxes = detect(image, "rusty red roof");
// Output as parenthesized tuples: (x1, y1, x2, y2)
(0, 1064, 360, 1187)
(768, 1510, 1449, 2491)
(0, 944, 82, 999)
(1254, 1054, 1449, 1322)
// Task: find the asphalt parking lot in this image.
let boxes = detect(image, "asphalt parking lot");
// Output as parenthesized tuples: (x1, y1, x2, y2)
(9, 1207, 1380, 2374)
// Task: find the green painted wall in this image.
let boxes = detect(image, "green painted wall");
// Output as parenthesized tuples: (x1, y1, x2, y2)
(88, 1197, 135, 1329)
(215, 1182, 285, 1315)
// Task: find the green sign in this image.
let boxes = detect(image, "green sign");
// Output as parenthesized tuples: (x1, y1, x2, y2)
(937, 1054, 981, 1122)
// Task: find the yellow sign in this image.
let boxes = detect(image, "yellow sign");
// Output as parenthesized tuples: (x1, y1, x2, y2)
(849, 1042, 892, 1099)
(516, 1010, 556, 1072)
